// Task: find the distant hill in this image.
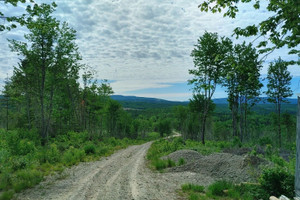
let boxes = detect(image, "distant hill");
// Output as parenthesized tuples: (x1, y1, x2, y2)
(110, 95, 188, 109)
(212, 97, 297, 105)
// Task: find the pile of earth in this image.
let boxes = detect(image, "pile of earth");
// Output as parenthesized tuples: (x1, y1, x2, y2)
(162, 150, 271, 183)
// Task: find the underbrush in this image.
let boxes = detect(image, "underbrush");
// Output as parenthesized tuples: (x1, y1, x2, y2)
(0, 129, 159, 200)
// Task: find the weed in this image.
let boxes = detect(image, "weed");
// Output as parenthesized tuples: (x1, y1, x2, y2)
(207, 180, 233, 197)
(178, 158, 185, 166)
(181, 183, 205, 193)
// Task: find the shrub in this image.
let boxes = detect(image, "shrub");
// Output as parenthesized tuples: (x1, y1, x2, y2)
(84, 143, 96, 155)
(259, 136, 272, 146)
(36, 144, 61, 164)
(17, 139, 36, 156)
(11, 156, 29, 171)
(62, 147, 85, 166)
(0, 171, 12, 190)
(0, 190, 14, 200)
(12, 169, 43, 193)
(259, 167, 294, 198)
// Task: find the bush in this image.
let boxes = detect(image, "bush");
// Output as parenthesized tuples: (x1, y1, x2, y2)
(12, 169, 43, 193)
(62, 147, 85, 166)
(0, 190, 14, 200)
(0, 171, 12, 190)
(17, 139, 36, 156)
(84, 143, 96, 155)
(36, 144, 61, 164)
(259, 167, 294, 198)
(11, 156, 29, 171)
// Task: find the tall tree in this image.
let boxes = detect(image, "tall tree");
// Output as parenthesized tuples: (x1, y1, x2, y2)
(224, 42, 262, 141)
(266, 57, 293, 147)
(189, 32, 231, 144)
(8, 3, 82, 143)
(198, 0, 300, 63)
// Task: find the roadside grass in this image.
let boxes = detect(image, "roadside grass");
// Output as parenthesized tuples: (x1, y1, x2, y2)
(180, 181, 261, 200)
(0, 129, 160, 200)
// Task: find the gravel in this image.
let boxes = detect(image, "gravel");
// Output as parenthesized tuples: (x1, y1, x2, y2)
(164, 150, 270, 183)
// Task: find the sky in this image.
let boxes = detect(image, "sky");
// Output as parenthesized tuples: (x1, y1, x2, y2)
(0, 0, 299, 101)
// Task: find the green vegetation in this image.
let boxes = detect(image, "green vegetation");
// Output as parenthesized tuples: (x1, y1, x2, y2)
(1, 0, 298, 199)
(0, 129, 159, 199)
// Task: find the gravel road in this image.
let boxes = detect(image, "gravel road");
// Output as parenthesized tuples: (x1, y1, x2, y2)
(15, 142, 214, 200)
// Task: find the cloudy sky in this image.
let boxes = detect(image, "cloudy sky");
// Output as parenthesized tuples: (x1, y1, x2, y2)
(0, 0, 299, 101)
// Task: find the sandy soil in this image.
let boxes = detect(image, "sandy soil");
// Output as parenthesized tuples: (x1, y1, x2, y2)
(15, 142, 214, 200)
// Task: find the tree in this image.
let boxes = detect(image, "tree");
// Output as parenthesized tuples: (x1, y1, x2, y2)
(0, 0, 34, 31)
(198, 0, 300, 63)
(8, 3, 83, 143)
(223, 42, 262, 142)
(189, 31, 231, 144)
(266, 57, 293, 147)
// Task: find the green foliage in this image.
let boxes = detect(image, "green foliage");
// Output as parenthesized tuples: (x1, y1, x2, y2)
(181, 183, 205, 200)
(259, 167, 294, 199)
(198, 0, 300, 62)
(84, 143, 96, 155)
(182, 183, 205, 193)
(207, 180, 233, 197)
(62, 147, 85, 166)
(178, 158, 185, 166)
(0, 190, 14, 200)
(12, 169, 43, 192)
(258, 136, 272, 146)
(157, 118, 172, 137)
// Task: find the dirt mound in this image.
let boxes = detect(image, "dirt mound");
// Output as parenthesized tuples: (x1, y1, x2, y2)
(161, 150, 203, 164)
(166, 152, 270, 183)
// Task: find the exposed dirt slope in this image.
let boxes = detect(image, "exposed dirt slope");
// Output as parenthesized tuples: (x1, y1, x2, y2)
(15, 142, 214, 200)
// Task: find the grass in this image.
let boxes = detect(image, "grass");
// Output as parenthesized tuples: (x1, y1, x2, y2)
(180, 183, 205, 200)
(0, 129, 160, 200)
(180, 181, 262, 200)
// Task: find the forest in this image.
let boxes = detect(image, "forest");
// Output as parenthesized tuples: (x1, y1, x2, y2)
(0, 0, 299, 200)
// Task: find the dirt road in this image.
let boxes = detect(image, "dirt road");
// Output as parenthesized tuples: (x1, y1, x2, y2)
(15, 142, 214, 200)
